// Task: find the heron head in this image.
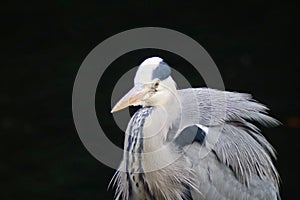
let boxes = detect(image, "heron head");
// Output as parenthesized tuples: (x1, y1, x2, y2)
(111, 57, 177, 113)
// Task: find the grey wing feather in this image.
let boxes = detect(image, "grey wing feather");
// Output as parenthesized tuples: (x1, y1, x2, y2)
(175, 88, 280, 199)
(185, 143, 278, 200)
(208, 124, 279, 188)
(178, 88, 280, 127)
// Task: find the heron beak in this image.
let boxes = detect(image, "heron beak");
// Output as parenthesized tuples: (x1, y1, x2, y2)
(111, 84, 149, 113)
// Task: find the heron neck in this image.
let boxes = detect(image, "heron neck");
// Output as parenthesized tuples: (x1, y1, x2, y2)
(142, 96, 181, 152)
(122, 93, 194, 200)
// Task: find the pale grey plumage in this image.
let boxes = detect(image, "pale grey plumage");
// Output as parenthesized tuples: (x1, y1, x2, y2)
(110, 57, 280, 200)
(177, 88, 280, 186)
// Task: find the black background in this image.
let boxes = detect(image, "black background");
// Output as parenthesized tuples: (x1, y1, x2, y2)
(2, 0, 300, 199)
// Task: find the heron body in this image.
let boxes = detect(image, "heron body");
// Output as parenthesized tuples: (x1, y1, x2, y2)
(110, 57, 280, 200)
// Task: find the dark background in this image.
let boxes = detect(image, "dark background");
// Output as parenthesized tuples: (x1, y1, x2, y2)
(2, 0, 300, 199)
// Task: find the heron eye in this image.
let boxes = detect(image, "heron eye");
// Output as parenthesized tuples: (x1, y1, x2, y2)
(154, 80, 160, 89)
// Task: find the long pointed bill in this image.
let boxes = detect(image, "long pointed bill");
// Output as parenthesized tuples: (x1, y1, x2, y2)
(111, 84, 149, 113)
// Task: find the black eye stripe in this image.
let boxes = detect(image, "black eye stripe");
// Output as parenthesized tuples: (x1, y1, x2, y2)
(152, 61, 171, 81)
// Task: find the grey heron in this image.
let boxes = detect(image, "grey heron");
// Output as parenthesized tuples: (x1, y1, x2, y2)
(110, 57, 280, 200)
